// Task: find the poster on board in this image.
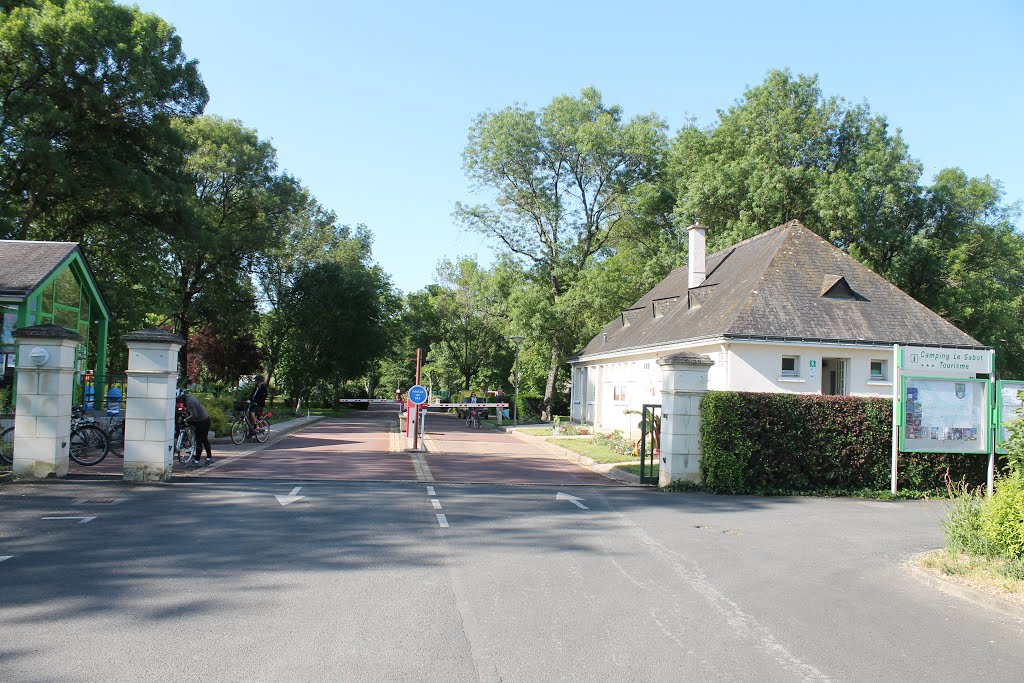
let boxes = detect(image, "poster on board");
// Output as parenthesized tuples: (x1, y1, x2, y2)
(900, 377, 989, 454)
(997, 380, 1024, 454)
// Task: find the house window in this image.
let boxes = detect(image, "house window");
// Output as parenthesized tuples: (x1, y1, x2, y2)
(870, 359, 887, 381)
(781, 356, 799, 377)
(613, 385, 628, 403)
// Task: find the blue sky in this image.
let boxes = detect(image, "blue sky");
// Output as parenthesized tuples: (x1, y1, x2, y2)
(130, 0, 1024, 294)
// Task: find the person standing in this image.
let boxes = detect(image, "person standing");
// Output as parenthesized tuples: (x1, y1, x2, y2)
(178, 392, 213, 466)
(249, 375, 268, 435)
(496, 388, 509, 420)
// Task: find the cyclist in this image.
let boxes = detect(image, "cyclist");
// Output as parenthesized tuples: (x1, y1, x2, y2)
(466, 391, 480, 424)
(177, 391, 213, 467)
(248, 375, 268, 436)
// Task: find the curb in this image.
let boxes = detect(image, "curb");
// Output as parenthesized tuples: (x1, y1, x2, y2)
(907, 555, 1024, 622)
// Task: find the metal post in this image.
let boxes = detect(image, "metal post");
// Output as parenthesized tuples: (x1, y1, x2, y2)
(511, 336, 524, 427)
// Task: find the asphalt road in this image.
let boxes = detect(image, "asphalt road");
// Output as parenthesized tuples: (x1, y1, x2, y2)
(1, 478, 1022, 682)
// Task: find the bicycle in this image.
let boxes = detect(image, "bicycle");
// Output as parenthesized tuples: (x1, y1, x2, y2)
(465, 407, 482, 429)
(174, 409, 197, 466)
(68, 413, 110, 466)
(229, 401, 271, 445)
(0, 425, 13, 466)
(95, 413, 125, 458)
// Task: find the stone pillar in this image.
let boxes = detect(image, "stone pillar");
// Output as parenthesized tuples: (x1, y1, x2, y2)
(11, 325, 82, 479)
(122, 329, 184, 482)
(657, 352, 714, 486)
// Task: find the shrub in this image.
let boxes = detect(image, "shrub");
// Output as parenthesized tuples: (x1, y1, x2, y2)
(980, 477, 1024, 560)
(699, 391, 989, 493)
(943, 475, 997, 557)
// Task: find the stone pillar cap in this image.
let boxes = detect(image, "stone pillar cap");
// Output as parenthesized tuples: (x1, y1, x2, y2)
(12, 324, 82, 342)
(123, 328, 185, 345)
(657, 352, 714, 367)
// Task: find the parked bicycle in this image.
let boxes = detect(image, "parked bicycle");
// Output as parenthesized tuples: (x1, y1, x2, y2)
(0, 425, 13, 465)
(68, 406, 110, 466)
(96, 413, 125, 458)
(230, 400, 271, 444)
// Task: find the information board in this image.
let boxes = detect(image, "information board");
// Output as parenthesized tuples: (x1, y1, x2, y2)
(900, 376, 990, 454)
(996, 380, 1024, 454)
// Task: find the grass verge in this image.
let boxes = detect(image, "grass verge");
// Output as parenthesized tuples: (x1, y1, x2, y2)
(614, 463, 659, 478)
(518, 427, 553, 436)
(914, 549, 1024, 609)
(549, 437, 637, 465)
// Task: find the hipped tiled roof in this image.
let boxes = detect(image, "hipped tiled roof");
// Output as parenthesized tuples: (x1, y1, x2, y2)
(575, 221, 983, 359)
(0, 240, 78, 296)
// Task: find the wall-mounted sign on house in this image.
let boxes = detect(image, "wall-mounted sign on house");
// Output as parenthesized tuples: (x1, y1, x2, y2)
(0, 241, 111, 406)
(568, 220, 991, 438)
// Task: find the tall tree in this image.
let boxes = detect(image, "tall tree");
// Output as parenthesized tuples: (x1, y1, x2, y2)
(431, 257, 508, 391)
(0, 0, 208, 349)
(669, 69, 921, 273)
(456, 87, 668, 419)
(252, 189, 373, 389)
(277, 259, 398, 407)
(161, 115, 300, 375)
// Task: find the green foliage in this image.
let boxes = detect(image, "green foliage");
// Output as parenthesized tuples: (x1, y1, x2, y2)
(457, 87, 669, 418)
(189, 391, 231, 438)
(699, 391, 988, 494)
(943, 476, 998, 557)
(1001, 394, 1024, 477)
(0, 386, 10, 412)
(277, 259, 396, 403)
(670, 69, 921, 273)
(980, 477, 1024, 560)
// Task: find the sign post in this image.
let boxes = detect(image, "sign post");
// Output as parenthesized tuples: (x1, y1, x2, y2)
(408, 384, 427, 451)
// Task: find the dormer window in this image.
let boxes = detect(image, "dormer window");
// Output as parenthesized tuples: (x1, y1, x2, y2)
(820, 275, 858, 300)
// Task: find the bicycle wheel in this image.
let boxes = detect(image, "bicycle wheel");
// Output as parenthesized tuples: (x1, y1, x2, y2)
(255, 420, 270, 443)
(176, 427, 196, 465)
(69, 425, 109, 466)
(230, 418, 247, 445)
(108, 422, 125, 458)
(0, 426, 13, 465)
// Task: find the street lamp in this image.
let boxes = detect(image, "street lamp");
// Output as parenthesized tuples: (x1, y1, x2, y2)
(510, 335, 525, 427)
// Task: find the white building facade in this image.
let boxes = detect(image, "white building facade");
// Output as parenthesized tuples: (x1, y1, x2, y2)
(569, 221, 989, 440)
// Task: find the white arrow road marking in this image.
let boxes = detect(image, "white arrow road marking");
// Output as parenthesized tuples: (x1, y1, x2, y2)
(436, 514, 449, 528)
(42, 516, 96, 524)
(555, 492, 589, 510)
(274, 486, 306, 507)
(0, 556, 12, 563)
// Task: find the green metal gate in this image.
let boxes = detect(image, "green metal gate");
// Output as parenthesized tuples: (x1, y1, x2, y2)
(639, 403, 661, 485)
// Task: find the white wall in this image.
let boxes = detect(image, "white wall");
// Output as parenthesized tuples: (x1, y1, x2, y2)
(724, 342, 894, 397)
(570, 340, 897, 430)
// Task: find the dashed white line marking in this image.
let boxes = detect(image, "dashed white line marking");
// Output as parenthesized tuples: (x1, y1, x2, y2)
(426, 486, 435, 496)
(0, 556, 12, 563)
(436, 514, 449, 528)
(431, 498, 443, 510)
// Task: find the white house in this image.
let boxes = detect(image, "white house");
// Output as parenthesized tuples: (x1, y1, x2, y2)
(568, 220, 989, 437)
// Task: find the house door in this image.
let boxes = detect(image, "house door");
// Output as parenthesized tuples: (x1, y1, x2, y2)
(821, 358, 847, 395)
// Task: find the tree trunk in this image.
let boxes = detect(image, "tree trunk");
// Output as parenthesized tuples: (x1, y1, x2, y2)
(542, 341, 560, 422)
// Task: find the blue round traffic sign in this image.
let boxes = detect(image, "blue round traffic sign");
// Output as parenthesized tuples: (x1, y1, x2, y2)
(408, 385, 428, 405)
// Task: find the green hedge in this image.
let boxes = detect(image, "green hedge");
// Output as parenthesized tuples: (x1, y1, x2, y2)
(699, 391, 990, 494)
